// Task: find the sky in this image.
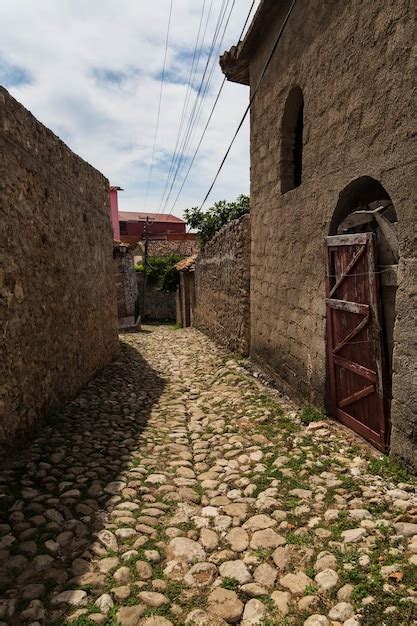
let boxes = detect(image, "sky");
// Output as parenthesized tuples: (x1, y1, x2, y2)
(0, 0, 259, 217)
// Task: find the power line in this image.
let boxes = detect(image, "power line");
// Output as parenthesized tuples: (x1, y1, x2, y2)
(168, 78, 226, 215)
(167, 0, 256, 216)
(197, 0, 298, 212)
(168, 0, 230, 179)
(144, 0, 174, 209)
(174, 0, 298, 254)
(161, 0, 230, 212)
(178, 0, 237, 177)
(157, 0, 210, 212)
(160, 0, 231, 212)
(158, 0, 218, 212)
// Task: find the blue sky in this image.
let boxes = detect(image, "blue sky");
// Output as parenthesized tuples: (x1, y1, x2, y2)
(0, 0, 258, 217)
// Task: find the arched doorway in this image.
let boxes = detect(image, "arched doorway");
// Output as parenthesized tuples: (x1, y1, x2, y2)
(325, 177, 399, 451)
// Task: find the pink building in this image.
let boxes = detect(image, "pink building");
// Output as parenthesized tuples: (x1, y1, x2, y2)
(108, 186, 194, 246)
(109, 185, 122, 241)
(118, 211, 186, 245)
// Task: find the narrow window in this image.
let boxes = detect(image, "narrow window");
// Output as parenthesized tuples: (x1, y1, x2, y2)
(119, 220, 127, 235)
(281, 86, 304, 194)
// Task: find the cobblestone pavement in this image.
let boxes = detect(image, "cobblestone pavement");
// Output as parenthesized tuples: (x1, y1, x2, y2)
(1, 326, 417, 626)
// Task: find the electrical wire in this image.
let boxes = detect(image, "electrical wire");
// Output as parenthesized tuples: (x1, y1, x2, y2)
(177, 0, 237, 180)
(197, 0, 298, 212)
(168, 78, 226, 215)
(166, 0, 231, 194)
(161, 0, 230, 213)
(167, 0, 256, 216)
(144, 0, 174, 209)
(158, 0, 220, 211)
(173, 0, 298, 254)
(157, 0, 210, 211)
(160, 0, 231, 212)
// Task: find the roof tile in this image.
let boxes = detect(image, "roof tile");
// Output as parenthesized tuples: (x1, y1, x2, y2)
(118, 211, 185, 224)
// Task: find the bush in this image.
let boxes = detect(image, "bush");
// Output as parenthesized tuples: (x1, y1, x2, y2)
(135, 254, 183, 292)
(184, 194, 249, 247)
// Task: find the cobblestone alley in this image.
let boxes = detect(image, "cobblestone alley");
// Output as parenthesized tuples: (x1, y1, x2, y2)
(0, 326, 416, 626)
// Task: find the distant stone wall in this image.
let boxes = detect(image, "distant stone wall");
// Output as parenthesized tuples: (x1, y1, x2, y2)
(177, 271, 196, 328)
(0, 87, 118, 448)
(114, 246, 138, 328)
(145, 289, 176, 321)
(137, 273, 176, 321)
(133, 239, 200, 259)
(194, 215, 250, 354)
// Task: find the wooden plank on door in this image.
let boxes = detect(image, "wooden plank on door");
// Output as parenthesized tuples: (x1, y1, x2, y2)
(325, 232, 389, 451)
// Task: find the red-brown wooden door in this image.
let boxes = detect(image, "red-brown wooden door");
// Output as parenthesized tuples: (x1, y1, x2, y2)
(325, 233, 389, 451)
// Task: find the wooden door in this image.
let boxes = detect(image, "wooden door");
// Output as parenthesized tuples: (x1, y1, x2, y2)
(325, 233, 389, 451)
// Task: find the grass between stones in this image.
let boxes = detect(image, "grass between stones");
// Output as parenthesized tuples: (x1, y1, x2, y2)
(298, 405, 327, 425)
(3, 329, 417, 626)
(212, 364, 417, 624)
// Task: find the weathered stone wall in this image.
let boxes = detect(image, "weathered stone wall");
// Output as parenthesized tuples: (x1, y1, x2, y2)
(133, 239, 200, 259)
(0, 87, 118, 447)
(114, 246, 139, 328)
(247, 1, 416, 466)
(177, 274, 187, 327)
(144, 289, 176, 321)
(194, 214, 250, 354)
(177, 271, 196, 328)
(136, 273, 176, 321)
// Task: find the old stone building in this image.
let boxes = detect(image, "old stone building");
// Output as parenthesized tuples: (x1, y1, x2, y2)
(0, 87, 118, 448)
(221, 1, 416, 467)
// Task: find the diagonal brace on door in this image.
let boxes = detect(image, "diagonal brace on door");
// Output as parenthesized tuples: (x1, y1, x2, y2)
(329, 244, 366, 297)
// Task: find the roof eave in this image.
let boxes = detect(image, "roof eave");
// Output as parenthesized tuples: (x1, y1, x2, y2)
(219, 44, 250, 86)
(220, 0, 281, 86)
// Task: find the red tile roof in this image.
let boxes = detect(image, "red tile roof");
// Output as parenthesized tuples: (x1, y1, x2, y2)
(175, 254, 198, 272)
(118, 211, 185, 224)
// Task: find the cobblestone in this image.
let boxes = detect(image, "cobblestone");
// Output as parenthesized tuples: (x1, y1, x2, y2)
(0, 326, 416, 625)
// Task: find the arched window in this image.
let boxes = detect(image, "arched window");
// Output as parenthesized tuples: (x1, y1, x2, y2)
(280, 86, 304, 194)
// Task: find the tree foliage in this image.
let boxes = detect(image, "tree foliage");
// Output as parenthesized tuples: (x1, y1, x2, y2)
(135, 254, 183, 292)
(184, 194, 250, 247)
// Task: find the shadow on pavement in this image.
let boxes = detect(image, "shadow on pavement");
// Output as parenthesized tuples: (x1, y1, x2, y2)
(0, 340, 165, 624)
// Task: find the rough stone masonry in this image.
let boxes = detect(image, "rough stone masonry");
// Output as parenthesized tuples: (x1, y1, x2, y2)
(220, 0, 417, 469)
(0, 87, 118, 448)
(194, 214, 251, 355)
(0, 325, 416, 625)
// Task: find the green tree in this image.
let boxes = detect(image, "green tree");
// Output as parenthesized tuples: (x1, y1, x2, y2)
(135, 254, 183, 292)
(184, 194, 250, 247)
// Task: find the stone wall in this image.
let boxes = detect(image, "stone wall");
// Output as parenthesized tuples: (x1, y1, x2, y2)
(0, 87, 118, 448)
(244, 1, 416, 466)
(114, 245, 139, 328)
(194, 215, 250, 355)
(144, 289, 176, 321)
(175, 256, 197, 328)
(177, 271, 196, 328)
(133, 239, 200, 260)
(137, 273, 176, 321)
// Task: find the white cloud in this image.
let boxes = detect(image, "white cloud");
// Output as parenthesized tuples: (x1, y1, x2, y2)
(0, 0, 259, 217)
